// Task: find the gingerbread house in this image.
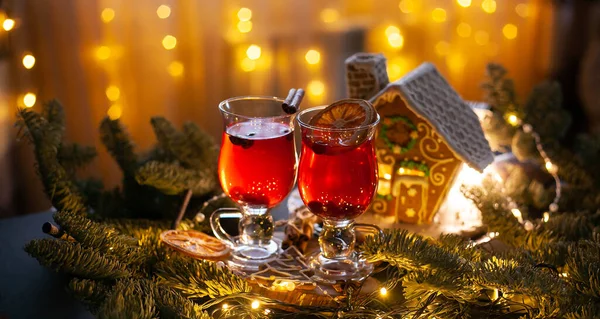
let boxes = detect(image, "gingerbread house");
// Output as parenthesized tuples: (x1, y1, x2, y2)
(345, 53, 494, 224)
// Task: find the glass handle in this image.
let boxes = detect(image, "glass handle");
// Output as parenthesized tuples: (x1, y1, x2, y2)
(353, 223, 384, 241)
(210, 208, 242, 246)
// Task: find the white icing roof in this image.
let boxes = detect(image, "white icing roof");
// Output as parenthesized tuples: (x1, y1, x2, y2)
(370, 62, 494, 172)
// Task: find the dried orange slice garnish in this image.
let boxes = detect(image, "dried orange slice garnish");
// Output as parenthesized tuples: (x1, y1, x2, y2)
(309, 99, 376, 129)
(161, 229, 230, 260)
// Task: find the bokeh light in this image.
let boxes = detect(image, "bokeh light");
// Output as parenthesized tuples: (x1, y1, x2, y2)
(435, 41, 450, 56)
(162, 35, 177, 50)
(431, 8, 446, 23)
(237, 8, 252, 21)
(246, 45, 262, 60)
(157, 5, 171, 19)
(481, 0, 497, 13)
(399, 0, 417, 14)
(95, 46, 112, 60)
(503, 24, 518, 39)
(2, 18, 15, 31)
(456, 23, 472, 37)
(168, 61, 184, 77)
(101, 8, 115, 23)
(305, 50, 321, 65)
(23, 93, 36, 108)
(516, 4, 530, 18)
(387, 33, 404, 48)
(240, 58, 256, 72)
(320, 8, 339, 23)
(457, 0, 472, 8)
(385, 25, 400, 37)
(107, 104, 122, 120)
(22, 54, 36, 69)
(307, 80, 325, 97)
(237, 20, 252, 33)
(106, 85, 120, 101)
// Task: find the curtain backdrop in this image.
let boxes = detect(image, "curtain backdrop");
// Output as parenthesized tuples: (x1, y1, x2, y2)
(1, 0, 554, 216)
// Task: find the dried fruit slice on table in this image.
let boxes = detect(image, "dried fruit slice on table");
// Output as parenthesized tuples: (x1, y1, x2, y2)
(161, 229, 230, 260)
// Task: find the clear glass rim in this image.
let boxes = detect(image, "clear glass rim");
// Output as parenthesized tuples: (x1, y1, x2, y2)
(296, 106, 381, 132)
(218, 95, 291, 120)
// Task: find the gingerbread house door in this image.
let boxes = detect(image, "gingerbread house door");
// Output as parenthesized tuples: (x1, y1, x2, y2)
(392, 174, 429, 224)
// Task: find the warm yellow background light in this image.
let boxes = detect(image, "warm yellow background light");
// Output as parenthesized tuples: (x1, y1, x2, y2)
(305, 49, 321, 65)
(237, 8, 252, 21)
(456, 23, 472, 37)
(250, 300, 259, 309)
(503, 24, 518, 39)
(237, 20, 252, 33)
(157, 5, 171, 19)
(399, 0, 417, 13)
(22, 54, 36, 69)
(107, 104, 122, 120)
(162, 35, 177, 50)
(482, 0, 497, 13)
(2, 18, 15, 31)
(320, 8, 339, 23)
(435, 41, 450, 56)
(96, 46, 112, 60)
(387, 63, 402, 81)
(431, 8, 446, 23)
(474, 31, 489, 45)
(101, 8, 115, 23)
(457, 0, 472, 8)
(387, 33, 404, 48)
(168, 61, 184, 77)
(516, 4, 530, 18)
(240, 58, 256, 72)
(106, 85, 121, 101)
(307, 80, 325, 97)
(23, 93, 36, 108)
(385, 25, 400, 37)
(246, 45, 261, 60)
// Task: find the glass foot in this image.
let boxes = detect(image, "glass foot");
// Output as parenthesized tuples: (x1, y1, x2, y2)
(309, 253, 373, 282)
(225, 236, 280, 271)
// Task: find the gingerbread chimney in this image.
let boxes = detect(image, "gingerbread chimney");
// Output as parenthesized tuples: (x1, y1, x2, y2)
(345, 53, 389, 100)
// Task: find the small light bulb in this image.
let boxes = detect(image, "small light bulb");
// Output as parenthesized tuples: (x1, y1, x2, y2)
(237, 20, 252, 33)
(305, 49, 321, 65)
(106, 85, 121, 101)
(511, 208, 522, 219)
(543, 212, 550, 223)
(379, 287, 388, 296)
(23, 93, 37, 108)
(246, 44, 262, 60)
(2, 18, 15, 31)
(222, 303, 229, 310)
(457, 0, 472, 8)
(101, 8, 115, 23)
(22, 54, 36, 69)
(431, 8, 446, 22)
(251, 300, 260, 309)
(156, 5, 171, 19)
(320, 8, 339, 23)
(503, 24, 518, 40)
(505, 113, 520, 126)
(162, 35, 177, 50)
(237, 8, 252, 21)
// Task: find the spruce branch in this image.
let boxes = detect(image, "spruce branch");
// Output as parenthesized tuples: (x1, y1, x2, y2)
(58, 143, 97, 169)
(41, 99, 66, 130)
(182, 122, 218, 169)
(362, 229, 468, 273)
(136, 161, 217, 196)
(100, 117, 139, 176)
(18, 108, 87, 214)
(68, 278, 113, 313)
(97, 279, 157, 319)
(155, 255, 250, 299)
(482, 64, 518, 114)
(154, 285, 210, 319)
(24, 239, 131, 279)
(52, 211, 146, 265)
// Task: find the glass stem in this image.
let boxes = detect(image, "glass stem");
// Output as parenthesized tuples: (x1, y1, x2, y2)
(239, 207, 273, 246)
(319, 219, 356, 260)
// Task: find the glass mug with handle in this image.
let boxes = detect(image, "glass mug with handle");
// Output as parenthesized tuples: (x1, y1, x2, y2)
(297, 103, 382, 280)
(211, 96, 297, 270)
